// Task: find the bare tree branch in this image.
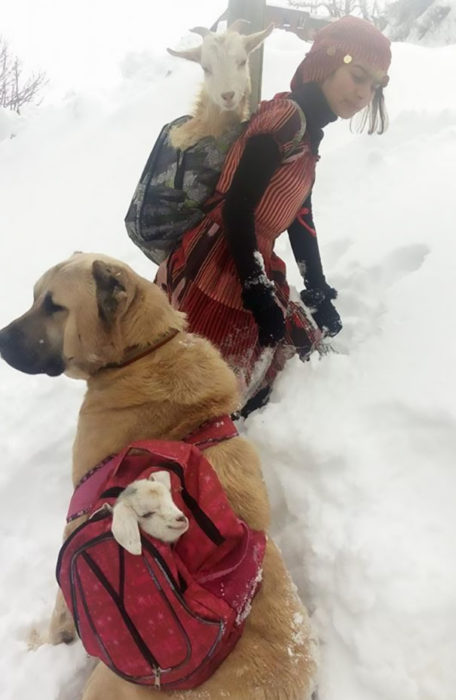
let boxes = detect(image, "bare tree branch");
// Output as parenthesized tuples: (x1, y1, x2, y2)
(287, 0, 387, 23)
(0, 36, 47, 112)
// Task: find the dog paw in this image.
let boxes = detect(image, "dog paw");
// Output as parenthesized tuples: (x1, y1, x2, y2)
(47, 623, 76, 645)
(49, 627, 77, 645)
(47, 611, 77, 645)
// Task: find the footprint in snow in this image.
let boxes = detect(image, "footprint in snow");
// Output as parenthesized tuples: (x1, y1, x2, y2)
(377, 243, 430, 288)
(331, 243, 430, 350)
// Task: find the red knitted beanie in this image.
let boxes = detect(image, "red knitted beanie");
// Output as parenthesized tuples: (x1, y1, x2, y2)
(291, 16, 392, 91)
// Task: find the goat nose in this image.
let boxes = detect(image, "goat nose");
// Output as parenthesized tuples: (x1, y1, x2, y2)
(176, 515, 187, 522)
(221, 91, 235, 102)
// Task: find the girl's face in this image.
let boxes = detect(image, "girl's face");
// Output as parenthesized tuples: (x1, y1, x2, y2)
(321, 61, 380, 119)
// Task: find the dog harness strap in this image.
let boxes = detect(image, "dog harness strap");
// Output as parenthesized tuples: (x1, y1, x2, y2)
(66, 415, 239, 522)
(184, 415, 239, 451)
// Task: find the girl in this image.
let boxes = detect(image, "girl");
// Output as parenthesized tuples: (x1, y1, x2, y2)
(156, 16, 392, 416)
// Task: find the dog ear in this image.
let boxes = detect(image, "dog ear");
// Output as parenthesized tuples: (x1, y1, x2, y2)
(111, 501, 142, 555)
(149, 470, 171, 491)
(92, 260, 128, 326)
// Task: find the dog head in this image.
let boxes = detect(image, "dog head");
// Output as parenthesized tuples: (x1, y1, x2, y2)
(0, 252, 186, 379)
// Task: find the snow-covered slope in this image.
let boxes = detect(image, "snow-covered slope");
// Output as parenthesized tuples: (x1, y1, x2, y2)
(386, 0, 456, 45)
(0, 28, 455, 700)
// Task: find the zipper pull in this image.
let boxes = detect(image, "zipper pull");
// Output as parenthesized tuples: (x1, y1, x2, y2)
(154, 668, 161, 689)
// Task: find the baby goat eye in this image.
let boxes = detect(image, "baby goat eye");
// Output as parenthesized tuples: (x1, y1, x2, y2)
(43, 292, 65, 315)
(141, 511, 155, 519)
(238, 59, 247, 68)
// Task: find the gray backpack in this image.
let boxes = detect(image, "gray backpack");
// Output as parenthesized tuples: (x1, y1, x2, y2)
(125, 116, 244, 265)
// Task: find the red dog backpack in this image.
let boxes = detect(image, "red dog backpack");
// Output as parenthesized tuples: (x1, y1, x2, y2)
(57, 433, 266, 691)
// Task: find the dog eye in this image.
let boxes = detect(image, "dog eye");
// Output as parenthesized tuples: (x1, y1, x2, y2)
(141, 511, 155, 519)
(43, 292, 65, 315)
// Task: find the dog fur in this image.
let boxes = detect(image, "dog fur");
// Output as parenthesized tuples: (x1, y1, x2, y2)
(0, 253, 316, 700)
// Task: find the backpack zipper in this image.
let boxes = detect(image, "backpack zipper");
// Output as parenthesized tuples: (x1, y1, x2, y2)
(64, 528, 225, 686)
(174, 149, 187, 190)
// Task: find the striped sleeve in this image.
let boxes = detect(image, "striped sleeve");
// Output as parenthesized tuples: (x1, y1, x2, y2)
(244, 98, 307, 160)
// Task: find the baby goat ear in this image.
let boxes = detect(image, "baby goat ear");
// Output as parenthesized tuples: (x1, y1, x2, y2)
(111, 501, 142, 555)
(149, 470, 171, 491)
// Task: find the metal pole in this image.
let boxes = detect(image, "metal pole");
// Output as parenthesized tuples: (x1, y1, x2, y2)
(227, 0, 266, 113)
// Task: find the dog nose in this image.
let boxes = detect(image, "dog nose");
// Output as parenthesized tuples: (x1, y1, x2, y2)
(0, 326, 11, 352)
(221, 91, 234, 103)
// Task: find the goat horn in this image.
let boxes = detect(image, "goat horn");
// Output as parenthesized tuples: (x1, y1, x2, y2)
(190, 26, 211, 37)
(227, 18, 251, 34)
(167, 45, 202, 64)
(243, 23, 274, 53)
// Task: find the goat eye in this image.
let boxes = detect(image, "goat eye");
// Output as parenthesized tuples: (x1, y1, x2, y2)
(43, 293, 65, 315)
(238, 60, 247, 68)
(141, 511, 155, 519)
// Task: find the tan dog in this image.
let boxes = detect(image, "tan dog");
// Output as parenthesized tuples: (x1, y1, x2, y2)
(0, 253, 316, 700)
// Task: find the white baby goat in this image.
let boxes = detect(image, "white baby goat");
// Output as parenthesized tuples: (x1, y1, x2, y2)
(111, 471, 189, 555)
(167, 20, 274, 150)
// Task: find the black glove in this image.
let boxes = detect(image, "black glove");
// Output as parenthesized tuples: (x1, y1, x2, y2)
(300, 284, 342, 338)
(242, 280, 285, 347)
(312, 298, 342, 337)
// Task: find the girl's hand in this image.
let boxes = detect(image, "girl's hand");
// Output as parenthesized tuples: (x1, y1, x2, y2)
(300, 285, 342, 337)
(312, 298, 342, 337)
(242, 280, 285, 347)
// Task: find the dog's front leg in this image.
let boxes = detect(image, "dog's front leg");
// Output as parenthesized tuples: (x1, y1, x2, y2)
(48, 516, 86, 645)
(48, 588, 76, 644)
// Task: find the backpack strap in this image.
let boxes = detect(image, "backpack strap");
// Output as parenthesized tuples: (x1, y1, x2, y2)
(66, 415, 238, 523)
(66, 453, 117, 523)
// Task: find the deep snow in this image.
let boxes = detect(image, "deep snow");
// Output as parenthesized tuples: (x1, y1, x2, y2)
(0, 16, 456, 700)
(386, 0, 456, 45)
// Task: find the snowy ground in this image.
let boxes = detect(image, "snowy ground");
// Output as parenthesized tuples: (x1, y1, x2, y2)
(386, 0, 456, 46)
(1, 16, 456, 700)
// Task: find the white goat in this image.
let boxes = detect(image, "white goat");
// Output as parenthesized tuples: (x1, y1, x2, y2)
(111, 471, 189, 555)
(167, 20, 274, 150)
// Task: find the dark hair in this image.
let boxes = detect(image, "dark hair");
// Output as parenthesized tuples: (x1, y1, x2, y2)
(353, 86, 389, 135)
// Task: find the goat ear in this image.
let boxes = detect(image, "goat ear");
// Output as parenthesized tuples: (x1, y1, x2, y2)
(243, 23, 274, 53)
(227, 18, 251, 34)
(167, 46, 202, 64)
(111, 502, 142, 555)
(149, 470, 171, 491)
(92, 260, 129, 327)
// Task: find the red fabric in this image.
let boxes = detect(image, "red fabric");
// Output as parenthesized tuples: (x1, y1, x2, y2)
(57, 439, 265, 690)
(67, 415, 238, 523)
(296, 206, 317, 236)
(156, 97, 322, 398)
